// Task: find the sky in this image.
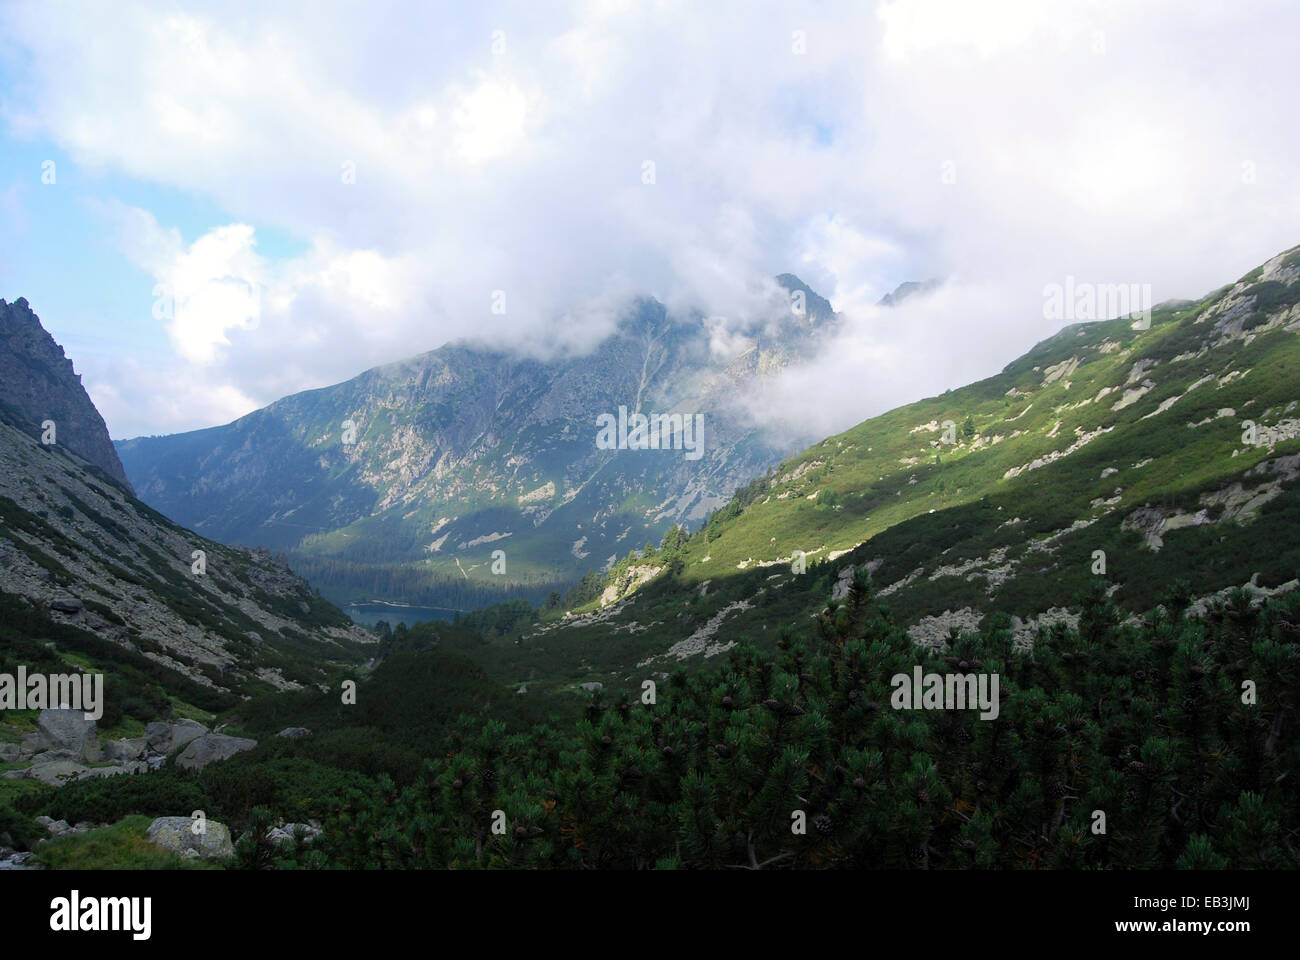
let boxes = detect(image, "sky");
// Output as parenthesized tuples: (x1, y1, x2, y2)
(1, 0, 1297, 442)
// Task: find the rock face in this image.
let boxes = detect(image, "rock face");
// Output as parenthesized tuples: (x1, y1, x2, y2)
(0, 298, 132, 491)
(36, 709, 100, 763)
(115, 279, 840, 607)
(175, 733, 257, 771)
(0, 401, 375, 700)
(145, 817, 235, 859)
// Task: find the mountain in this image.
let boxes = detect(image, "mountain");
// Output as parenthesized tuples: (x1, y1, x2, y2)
(115, 279, 838, 609)
(0, 306, 374, 700)
(505, 244, 1300, 685)
(1, 298, 133, 492)
(877, 278, 942, 307)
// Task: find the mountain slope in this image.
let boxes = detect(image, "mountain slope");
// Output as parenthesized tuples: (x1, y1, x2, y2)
(116, 281, 837, 608)
(507, 244, 1300, 684)
(0, 309, 373, 699)
(1, 298, 133, 492)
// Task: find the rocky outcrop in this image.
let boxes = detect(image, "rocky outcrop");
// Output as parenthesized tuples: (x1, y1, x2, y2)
(0, 414, 375, 698)
(35, 709, 99, 763)
(145, 817, 235, 859)
(175, 733, 257, 771)
(0, 298, 132, 490)
(4, 711, 236, 786)
(145, 719, 209, 756)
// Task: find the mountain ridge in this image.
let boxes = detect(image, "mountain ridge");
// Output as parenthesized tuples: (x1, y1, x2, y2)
(115, 277, 840, 609)
(0, 298, 133, 493)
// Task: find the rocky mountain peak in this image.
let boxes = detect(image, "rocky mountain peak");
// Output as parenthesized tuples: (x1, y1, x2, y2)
(0, 298, 133, 492)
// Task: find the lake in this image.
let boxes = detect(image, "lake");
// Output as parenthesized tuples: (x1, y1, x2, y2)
(344, 603, 462, 628)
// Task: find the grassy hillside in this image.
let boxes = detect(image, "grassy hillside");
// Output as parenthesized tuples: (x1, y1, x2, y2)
(494, 245, 1300, 689)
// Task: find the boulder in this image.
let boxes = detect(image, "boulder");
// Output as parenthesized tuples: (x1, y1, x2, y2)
(145, 817, 234, 860)
(101, 737, 148, 762)
(49, 598, 82, 614)
(145, 719, 208, 756)
(175, 733, 257, 771)
(36, 709, 99, 763)
(168, 719, 209, 754)
(143, 722, 171, 754)
(579, 682, 603, 692)
(275, 727, 312, 740)
(0, 743, 19, 763)
(267, 822, 321, 846)
(18, 734, 41, 759)
(25, 759, 89, 786)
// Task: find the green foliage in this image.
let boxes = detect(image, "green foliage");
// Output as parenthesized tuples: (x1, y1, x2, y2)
(0, 800, 49, 851)
(254, 587, 1300, 869)
(32, 815, 220, 870)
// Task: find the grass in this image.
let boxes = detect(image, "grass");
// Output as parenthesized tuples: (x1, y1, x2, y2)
(33, 815, 224, 870)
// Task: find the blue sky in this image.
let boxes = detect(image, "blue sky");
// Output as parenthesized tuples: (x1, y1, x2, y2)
(2, 1, 1297, 443)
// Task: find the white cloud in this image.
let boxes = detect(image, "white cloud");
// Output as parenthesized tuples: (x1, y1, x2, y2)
(2, 0, 1298, 439)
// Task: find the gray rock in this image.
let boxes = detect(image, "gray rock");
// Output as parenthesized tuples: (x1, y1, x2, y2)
(36, 709, 99, 763)
(167, 720, 209, 754)
(29, 749, 79, 765)
(275, 727, 312, 740)
(145, 817, 234, 860)
(18, 734, 41, 759)
(25, 760, 89, 786)
(267, 821, 320, 845)
(0, 743, 19, 763)
(579, 682, 603, 692)
(516, 685, 528, 695)
(82, 765, 133, 779)
(175, 733, 257, 771)
(145, 719, 208, 756)
(143, 722, 172, 754)
(49, 598, 82, 614)
(101, 737, 148, 762)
